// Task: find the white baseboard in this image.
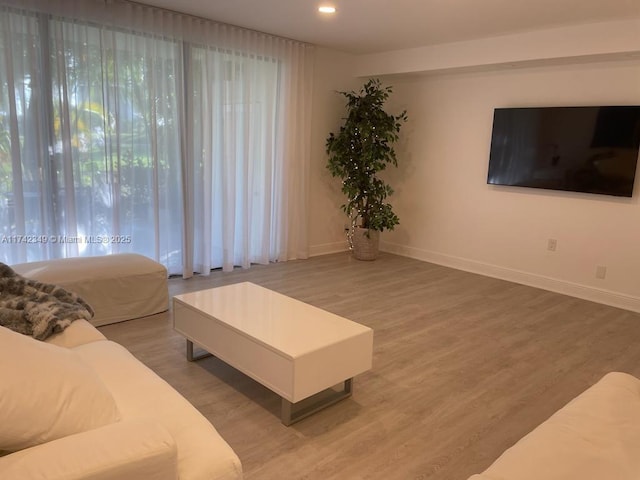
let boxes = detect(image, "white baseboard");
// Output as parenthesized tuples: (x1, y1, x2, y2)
(309, 241, 349, 257)
(380, 241, 640, 314)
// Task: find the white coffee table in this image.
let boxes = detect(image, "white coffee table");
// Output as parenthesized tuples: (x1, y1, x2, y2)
(172, 282, 373, 425)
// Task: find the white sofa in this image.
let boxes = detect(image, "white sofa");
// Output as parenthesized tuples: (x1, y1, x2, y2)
(0, 320, 242, 480)
(468, 371, 640, 480)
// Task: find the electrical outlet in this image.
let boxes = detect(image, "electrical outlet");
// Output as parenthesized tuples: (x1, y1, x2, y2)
(547, 238, 557, 251)
(596, 265, 607, 280)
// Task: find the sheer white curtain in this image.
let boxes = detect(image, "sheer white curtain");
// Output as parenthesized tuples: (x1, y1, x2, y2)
(0, 0, 313, 276)
(186, 27, 313, 274)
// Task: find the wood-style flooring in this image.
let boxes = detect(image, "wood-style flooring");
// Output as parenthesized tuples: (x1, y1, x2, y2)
(99, 252, 640, 480)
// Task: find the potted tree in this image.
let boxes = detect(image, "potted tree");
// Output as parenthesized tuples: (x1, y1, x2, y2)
(326, 78, 407, 260)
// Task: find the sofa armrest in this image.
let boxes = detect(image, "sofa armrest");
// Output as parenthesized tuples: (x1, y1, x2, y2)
(466, 372, 640, 480)
(0, 419, 177, 480)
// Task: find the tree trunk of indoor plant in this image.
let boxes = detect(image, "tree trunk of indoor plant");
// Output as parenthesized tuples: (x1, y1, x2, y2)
(351, 227, 380, 261)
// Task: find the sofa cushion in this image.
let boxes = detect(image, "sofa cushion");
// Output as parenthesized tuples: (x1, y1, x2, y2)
(0, 326, 121, 452)
(0, 419, 178, 480)
(73, 340, 243, 480)
(470, 372, 640, 480)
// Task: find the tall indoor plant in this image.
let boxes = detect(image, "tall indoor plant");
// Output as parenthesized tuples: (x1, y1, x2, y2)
(326, 78, 407, 260)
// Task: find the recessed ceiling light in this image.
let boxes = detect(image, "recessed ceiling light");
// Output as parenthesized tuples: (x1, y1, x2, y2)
(318, 6, 336, 14)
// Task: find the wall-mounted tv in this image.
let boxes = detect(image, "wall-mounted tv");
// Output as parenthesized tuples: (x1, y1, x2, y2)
(487, 106, 640, 197)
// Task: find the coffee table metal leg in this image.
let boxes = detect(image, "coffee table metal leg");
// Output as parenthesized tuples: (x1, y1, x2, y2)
(281, 378, 353, 426)
(186, 340, 213, 362)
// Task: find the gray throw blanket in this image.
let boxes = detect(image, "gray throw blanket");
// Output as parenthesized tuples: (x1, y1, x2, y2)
(0, 263, 94, 340)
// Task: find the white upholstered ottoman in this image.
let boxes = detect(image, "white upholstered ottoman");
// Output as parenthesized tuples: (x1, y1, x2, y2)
(12, 254, 169, 327)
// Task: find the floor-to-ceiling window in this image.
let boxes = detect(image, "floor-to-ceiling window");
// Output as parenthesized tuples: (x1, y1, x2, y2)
(0, 0, 313, 276)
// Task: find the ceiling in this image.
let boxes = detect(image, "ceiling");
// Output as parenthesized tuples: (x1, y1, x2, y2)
(138, 0, 640, 55)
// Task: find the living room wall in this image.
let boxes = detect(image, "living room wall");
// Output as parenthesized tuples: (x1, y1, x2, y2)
(308, 47, 359, 256)
(379, 59, 640, 311)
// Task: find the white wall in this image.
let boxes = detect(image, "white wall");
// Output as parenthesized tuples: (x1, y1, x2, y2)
(380, 59, 640, 311)
(306, 25, 640, 312)
(308, 47, 360, 256)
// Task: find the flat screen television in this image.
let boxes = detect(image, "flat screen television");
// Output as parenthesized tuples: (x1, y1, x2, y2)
(487, 106, 640, 197)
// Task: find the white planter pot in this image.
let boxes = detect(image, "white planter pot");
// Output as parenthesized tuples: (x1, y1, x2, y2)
(351, 227, 380, 261)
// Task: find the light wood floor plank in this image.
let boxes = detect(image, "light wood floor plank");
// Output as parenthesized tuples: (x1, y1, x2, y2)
(99, 252, 640, 479)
